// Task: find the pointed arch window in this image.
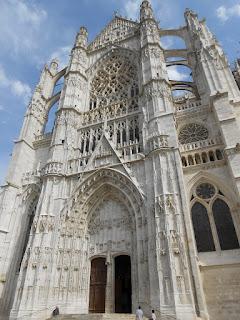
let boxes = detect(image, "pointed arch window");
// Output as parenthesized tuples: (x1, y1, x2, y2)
(191, 182, 239, 253)
(212, 199, 239, 250)
(192, 202, 215, 252)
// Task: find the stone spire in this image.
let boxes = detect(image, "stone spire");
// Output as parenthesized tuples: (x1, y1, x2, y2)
(140, 0, 154, 21)
(75, 26, 88, 48)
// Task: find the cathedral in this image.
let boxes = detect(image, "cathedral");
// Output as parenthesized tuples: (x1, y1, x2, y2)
(1, 1, 240, 319)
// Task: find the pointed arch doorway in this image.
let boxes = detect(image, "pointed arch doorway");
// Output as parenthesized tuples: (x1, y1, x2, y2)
(89, 255, 132, 314)
(115, 255, 132, 313)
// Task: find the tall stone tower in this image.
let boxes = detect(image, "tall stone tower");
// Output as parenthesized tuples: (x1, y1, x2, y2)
(0, 1, 240, 320)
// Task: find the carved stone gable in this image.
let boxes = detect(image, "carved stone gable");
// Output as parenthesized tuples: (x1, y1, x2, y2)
(88, 17, 139, 51)
(84, 134, 122, 170)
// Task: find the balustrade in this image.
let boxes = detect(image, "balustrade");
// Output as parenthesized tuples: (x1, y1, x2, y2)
(181, 148, 224, 168)
(42, 162, 63, 175)
(175, 99, 202, 113)
(117, 140, 141, 161)
(34, 132, 52, 142)
(22, 169, 41, 185)
(180, 137, 222, 152)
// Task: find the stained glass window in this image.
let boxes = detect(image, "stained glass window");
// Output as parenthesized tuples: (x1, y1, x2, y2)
(213, 199, 239, 250)
(191, 202, 215, 252)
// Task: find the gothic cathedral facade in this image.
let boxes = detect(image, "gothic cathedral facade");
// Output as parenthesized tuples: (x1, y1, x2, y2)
(0, 1, 240, 320)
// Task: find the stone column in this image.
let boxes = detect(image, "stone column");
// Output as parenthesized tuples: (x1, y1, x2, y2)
(105, 252, 113, 313)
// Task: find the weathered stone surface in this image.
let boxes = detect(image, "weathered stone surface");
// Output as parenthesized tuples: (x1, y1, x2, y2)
(0, 1, 240, 320)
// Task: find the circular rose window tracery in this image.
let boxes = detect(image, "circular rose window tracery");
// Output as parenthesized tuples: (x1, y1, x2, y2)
(178, 123, 209, 144)
(196, 183, 216, 200)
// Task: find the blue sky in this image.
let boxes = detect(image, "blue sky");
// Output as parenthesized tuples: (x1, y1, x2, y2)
(0, 0, 240, 184)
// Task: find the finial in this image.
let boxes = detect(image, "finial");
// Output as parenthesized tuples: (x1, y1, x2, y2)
(114, 10, 120, 18)
(184, 8, 197, 18)
(79, 26, 88, 36)
(75, 26, 88, 48)
(49, 58, 59, 75)
(140, 0, 154, 21)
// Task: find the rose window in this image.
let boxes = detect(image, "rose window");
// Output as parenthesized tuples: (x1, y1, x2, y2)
(90, 53, 138, 109)
(178, 123, 208, 144)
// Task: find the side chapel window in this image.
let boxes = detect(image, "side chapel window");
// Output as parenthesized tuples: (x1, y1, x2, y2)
(191, 182, 239, 253)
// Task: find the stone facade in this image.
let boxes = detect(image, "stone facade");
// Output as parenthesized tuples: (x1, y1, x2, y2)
(0, 1, 240, 320)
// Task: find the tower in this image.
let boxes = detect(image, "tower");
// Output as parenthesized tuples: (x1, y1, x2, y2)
(0, 1, 240, 320)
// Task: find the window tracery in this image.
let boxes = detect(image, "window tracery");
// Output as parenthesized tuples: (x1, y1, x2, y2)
(75, 53, 141, 169)
(178, 123, 209, 145)
(79, 127, 102, 155)
(191, 182, 239, 253)
(89, 54, 138, 110)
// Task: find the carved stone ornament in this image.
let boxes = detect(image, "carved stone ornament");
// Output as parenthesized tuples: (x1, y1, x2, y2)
(156, 194, 176, 215)
(144, 81, 172, 102)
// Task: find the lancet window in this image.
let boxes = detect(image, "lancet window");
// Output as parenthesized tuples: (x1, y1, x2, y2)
(191, 182, 239, 253)
(79, 127, 102, 155)
(108, 116, 140, 146)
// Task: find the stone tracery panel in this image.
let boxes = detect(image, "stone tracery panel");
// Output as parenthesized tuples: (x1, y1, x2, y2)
(89, 53, 138, 110)
(88, 198, 133, 257)
(178, 123, 208, 145)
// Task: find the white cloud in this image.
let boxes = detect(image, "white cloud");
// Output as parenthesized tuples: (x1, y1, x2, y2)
(49, 46, 71, 69)
(167, 66, 189, 81)
(216, 4, 240, 22)
(0, 105, 4, 111)
(0, 0, 47, 55)
(0, 65, 31, 103)
(11, 80, 31, 101)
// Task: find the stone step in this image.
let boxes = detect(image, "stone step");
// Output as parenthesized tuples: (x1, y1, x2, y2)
(47, 314, 145, 320)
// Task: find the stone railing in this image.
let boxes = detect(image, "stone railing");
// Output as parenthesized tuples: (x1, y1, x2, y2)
(179, 137, 222, 152)
(175, 99, 202, 113)
(22, 161, 63, 183)
(42, 162, 63, 176)
(81, 98, 139, 126)
(116, 140, 142, 161)
(181, 147, 225, 168)
(33, 132, 52, 148)
(34, 132, 52, 142)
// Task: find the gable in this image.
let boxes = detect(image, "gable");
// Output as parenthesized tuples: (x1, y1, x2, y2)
(88, 16, 139, 52)
(84, 133, 122, 171)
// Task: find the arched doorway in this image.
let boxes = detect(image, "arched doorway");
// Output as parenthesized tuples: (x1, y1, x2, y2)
(115, 255, 132, 313)
(89, 257, 107, 313)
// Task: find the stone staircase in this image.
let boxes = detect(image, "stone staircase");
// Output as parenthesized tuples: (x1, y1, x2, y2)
(47, 314, 143, 320)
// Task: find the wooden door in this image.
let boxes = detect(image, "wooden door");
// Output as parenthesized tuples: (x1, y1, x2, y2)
(89, 258, 107, 313)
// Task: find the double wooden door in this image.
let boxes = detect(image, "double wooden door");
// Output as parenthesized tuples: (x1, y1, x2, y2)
(89, 258, 107, 313)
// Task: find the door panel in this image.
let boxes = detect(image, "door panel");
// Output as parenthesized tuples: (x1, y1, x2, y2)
(89, 258, 107, 313)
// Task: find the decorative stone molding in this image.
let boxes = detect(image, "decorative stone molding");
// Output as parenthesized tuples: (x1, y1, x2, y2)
(142, 46, 162, 60)
(156, 194, 176, 215)
(42, 162, 63, 176)
(144, 81, 172, 102)
(88, 17, 139, 52)
(225, 144, 240, 156)
(148, 133, 169, 152)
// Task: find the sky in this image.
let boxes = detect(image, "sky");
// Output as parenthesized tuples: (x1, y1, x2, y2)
(0, 0, 240, 184)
